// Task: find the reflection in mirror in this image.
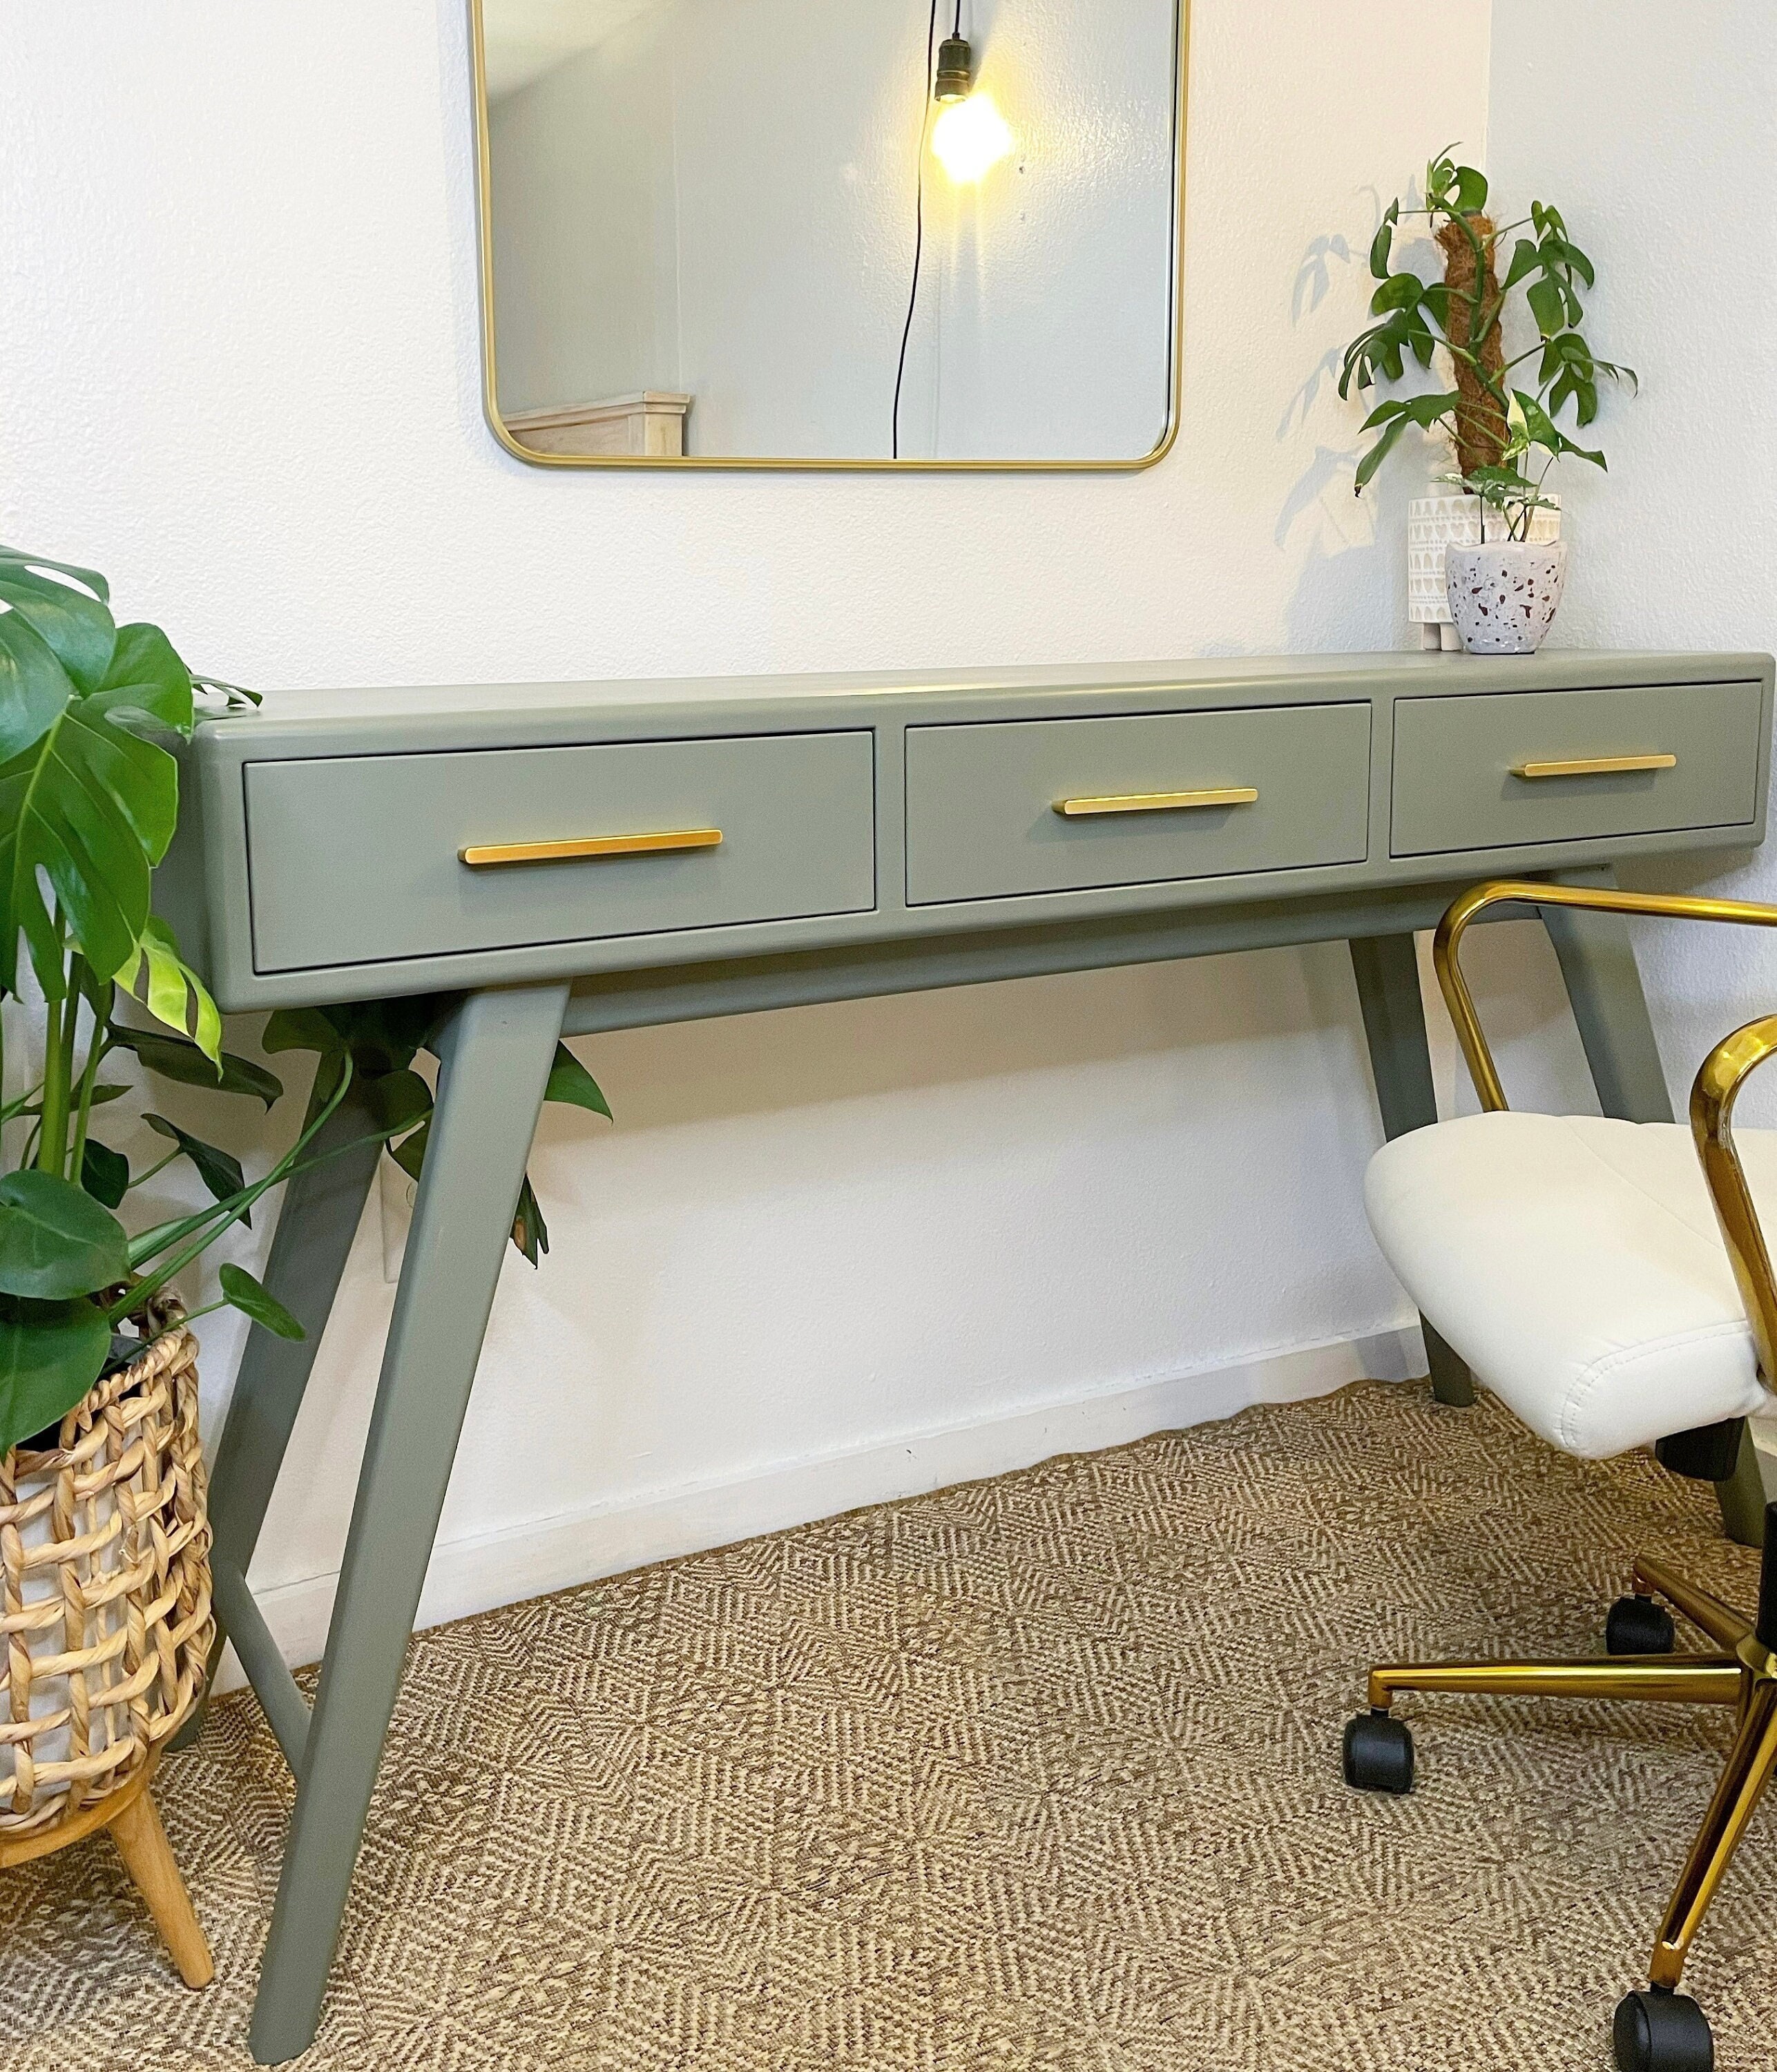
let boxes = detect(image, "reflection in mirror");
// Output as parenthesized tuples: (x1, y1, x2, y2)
(475, 0, 1184, 466)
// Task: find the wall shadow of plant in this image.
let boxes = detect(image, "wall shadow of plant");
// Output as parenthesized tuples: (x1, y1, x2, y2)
(1293, 232, 1354, 323)
(1274, 184, 1445, 640)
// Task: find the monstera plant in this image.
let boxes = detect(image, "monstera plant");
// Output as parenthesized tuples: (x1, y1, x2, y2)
(0, 545, 608, 1457)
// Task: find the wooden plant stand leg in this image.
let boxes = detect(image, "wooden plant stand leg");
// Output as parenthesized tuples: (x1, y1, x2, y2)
(0, 1760, 212, 1990)
(1545, 867, 1765, 1547)
(110, 1786, 215, 1989)
(247, 982, 568, 2066)
(1348, 931, 1476, 1407)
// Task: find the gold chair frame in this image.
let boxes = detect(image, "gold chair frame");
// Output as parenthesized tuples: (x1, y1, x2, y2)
(1361, 879, 1777, 2008)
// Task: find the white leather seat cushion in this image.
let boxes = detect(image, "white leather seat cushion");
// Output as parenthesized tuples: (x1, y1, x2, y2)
(1365, 1111, 1777, 1459)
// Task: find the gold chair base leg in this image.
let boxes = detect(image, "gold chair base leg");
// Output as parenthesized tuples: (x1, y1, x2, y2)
(1367, 1656, 1743, 1710)
(1648, 1673, 1777, 1991)
(1352, 1546, 1777, 2011)
(1633, 1553, 1752, 1651)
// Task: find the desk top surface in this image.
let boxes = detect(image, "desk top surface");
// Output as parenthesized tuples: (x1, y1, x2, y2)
(166, 647, 1776, 1014)
(199, 649, 1773, 757)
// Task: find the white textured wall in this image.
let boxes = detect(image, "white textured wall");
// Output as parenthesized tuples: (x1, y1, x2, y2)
(1486, 4, 1777, 1121)
(486, 0, 1177, 459)
(0, 0, 1493, 1658)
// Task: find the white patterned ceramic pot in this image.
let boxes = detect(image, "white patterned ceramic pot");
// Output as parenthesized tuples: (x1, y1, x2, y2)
(1409, 494, 1561, 648)
(1444, 540, 1569, 655)
(1408, 495, 1484, 628)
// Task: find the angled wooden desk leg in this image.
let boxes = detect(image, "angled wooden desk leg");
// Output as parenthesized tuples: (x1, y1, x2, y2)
(1544, 877, 1767, 1547)
(1543, 875, 1675, 1127)
(1348, 933, 1476, 1408)
(171, 1082, 387, 1752)
(247, 982, 569, 2066)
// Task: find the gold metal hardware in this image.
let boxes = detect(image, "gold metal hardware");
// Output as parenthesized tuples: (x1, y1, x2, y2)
(1363, 1548, 1777, 1997)
(1510, 752, 1678, 778)
(1053, 787, 1258, 818)
(459, 829, 723, 867)
(1432, 879, 1777, 1113)
(1632, 1555, 1752, 1651)
(1367, 1656, 1744, 1710)
(1737, 1632, 1777, 1680)
(1689, 1006, 1777, 1394)
(1649, 1678, 1777, 1986)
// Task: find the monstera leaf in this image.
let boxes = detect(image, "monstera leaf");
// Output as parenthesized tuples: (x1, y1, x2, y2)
(0, 553, 211, 1054)
(111, 1023, 281, 1103)
(120, 914, 222, 1064)
(0, 1297, 114, 1457)
(0, 546, 115, 693)
(0, 562, 193, 999)
(0, 1170, 128, 1299)
(218, 1263, 304, 1341)
(0, 606, 75, 763)
(271, 1003, 614, 1266)
(0, 1170, 130, 1453)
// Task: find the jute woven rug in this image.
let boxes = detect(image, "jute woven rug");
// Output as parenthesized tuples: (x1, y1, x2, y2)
(1, 1379, 1774, 2071)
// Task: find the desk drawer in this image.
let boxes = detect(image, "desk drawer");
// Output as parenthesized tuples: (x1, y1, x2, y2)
(904, 704, 1370, 905)
(1390, 679, 1763, 857)
(244, 731, 876, 972)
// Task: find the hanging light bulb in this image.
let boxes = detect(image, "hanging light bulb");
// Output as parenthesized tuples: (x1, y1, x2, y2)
(932, 90, 1014, 182)
(928, 34, 1012, 184)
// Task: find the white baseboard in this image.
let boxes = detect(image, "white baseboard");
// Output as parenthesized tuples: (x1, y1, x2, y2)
(215, 1322, 1423, 1692)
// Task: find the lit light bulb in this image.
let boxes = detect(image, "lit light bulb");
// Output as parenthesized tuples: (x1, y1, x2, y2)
(931, 92, 1013, 182)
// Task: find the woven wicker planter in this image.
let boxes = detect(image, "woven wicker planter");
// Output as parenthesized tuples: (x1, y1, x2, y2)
(0, 1311, 216, 1984)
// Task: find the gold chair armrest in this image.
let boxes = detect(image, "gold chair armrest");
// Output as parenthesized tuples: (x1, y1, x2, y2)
(1434, 878, 1777, 1388)
(1693, 1013, 1777, 1390)
(1432, 879, 1777, 1113)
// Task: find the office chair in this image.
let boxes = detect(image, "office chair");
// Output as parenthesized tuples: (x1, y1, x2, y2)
(1343, 879, 1777, 2072)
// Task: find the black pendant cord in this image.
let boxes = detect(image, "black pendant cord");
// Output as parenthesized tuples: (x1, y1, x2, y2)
(892, 0, 943, 460)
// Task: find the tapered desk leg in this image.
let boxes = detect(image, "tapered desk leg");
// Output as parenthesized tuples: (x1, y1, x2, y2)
(1543, 879, 1674, 1126)
(1349, 933, 1475, 1408)
(1545, 872, 1765, 1547)
(172, 1082, 387, 1752)
(247, 982, 568, 2066)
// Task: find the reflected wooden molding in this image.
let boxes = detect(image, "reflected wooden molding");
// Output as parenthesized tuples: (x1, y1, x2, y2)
(503, 392, 691, 459)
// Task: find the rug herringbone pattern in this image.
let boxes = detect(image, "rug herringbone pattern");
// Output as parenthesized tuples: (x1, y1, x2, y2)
(1, 1380, 1775, 2070)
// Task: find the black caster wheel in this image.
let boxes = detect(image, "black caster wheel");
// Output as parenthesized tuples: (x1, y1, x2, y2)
(1342, 1709, 1414, 1794)
(1613, 1988, 1713, 2072)
(1608, 1593, 1676, 1656)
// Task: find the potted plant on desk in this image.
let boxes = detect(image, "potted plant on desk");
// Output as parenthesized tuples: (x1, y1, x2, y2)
(1338, 150, 1636, 653)
(0, 544, 606, 1982)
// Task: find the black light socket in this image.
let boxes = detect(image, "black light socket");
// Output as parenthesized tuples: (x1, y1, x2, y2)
(934, 35, 973, 102)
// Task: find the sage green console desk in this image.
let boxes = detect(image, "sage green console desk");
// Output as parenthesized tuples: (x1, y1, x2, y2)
(166, 649, 1772, 2061)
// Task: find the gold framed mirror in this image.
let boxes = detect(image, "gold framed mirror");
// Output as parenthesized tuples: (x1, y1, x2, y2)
(470, 0, 1189, 470)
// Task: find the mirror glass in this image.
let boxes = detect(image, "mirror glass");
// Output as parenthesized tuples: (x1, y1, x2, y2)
(475, 0, 1184, 466)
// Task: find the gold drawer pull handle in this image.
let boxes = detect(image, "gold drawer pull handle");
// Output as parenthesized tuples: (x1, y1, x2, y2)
(1054, 787, 1259, 818)
(460, 829, 723, 867)
(1511, 754, 1677, 780)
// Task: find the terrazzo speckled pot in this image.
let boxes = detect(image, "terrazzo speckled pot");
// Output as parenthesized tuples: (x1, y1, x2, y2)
(1445, 539, 1568, 655)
